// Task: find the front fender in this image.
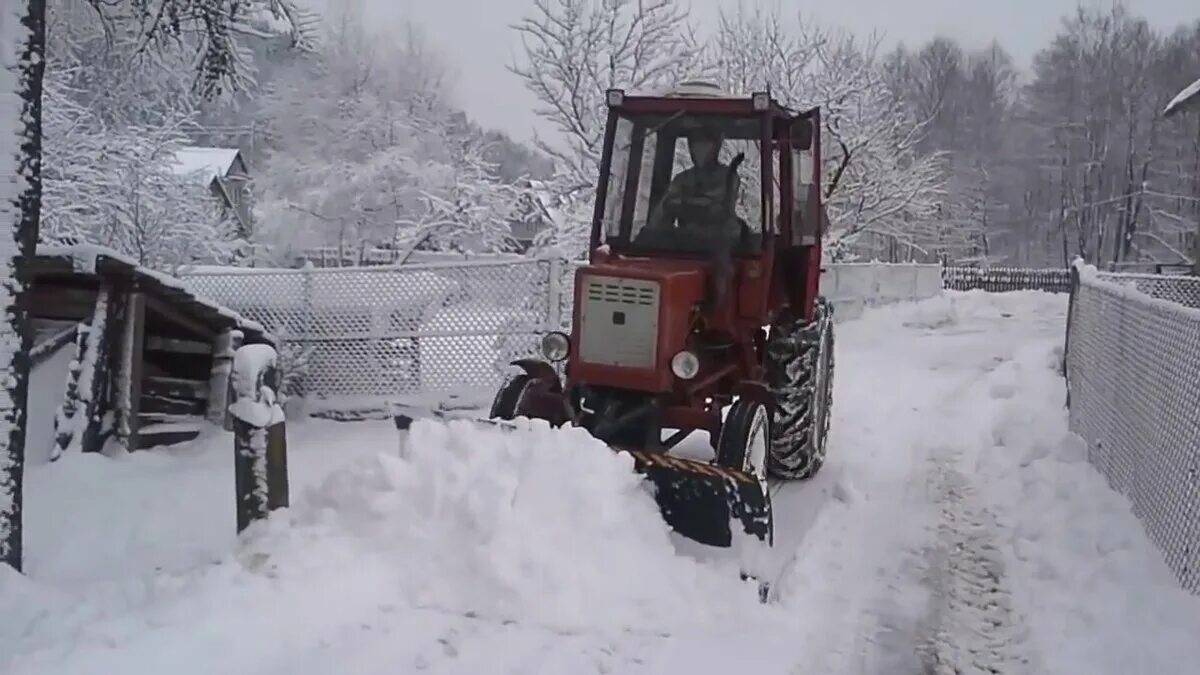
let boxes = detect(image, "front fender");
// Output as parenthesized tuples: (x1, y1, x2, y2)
(732, 381, 773, 406)
(511, 358, 563, 391)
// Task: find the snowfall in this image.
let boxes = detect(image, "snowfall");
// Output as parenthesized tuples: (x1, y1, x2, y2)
(4, 290, 1200, 675)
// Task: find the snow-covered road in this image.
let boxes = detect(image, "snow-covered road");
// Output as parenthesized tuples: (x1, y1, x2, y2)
(5, 290, 1200, 675)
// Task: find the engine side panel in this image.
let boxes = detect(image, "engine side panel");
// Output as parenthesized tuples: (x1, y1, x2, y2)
(578, 275, 660, 369)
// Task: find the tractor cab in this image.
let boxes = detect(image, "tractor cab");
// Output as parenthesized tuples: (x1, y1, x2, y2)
(590, 82, 824, 324)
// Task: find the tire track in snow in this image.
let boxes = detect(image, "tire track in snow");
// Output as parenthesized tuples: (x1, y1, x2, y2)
(916, 448, 1034, 675)
(911, 341, 1043, 675)
(777, 294, 1057, 674)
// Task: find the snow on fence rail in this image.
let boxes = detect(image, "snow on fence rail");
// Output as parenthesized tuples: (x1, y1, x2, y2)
(179, 257, 941, 404)
(1063, 261, 1200, 593)
(942, 265, 1073, 294)
(822, 263, 942, 320)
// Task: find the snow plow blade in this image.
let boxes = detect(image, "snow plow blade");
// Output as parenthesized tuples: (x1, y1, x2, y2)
(393, 402, 771, 549)
(623, 449, 772, 548)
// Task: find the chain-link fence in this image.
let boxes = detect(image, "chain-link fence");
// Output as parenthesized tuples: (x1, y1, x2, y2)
(1094, 271, 1200, 310)
(943, 266, 1073, 293)
(1064, 261, 1200, 593)
(181, 257, 947, 405)
(182, 258, 568, 404)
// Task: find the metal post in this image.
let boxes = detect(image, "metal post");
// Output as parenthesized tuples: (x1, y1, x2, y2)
(546, 256, 564, 331)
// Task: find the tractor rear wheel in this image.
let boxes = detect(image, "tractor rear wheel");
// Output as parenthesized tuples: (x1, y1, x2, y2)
(764, 296, 835, 480)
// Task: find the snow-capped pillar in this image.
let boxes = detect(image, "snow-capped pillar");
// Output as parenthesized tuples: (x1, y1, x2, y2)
(228, 343, 288, 533)
(207, 328, 243, 430)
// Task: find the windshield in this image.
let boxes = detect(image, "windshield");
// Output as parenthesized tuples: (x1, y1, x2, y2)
(600, 112, 771, 257)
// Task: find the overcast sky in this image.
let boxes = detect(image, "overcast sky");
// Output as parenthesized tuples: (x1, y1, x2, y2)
(308, 0, 1199, 142)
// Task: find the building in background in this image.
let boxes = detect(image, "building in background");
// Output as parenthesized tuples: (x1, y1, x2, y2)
(170, 146, 254, 238)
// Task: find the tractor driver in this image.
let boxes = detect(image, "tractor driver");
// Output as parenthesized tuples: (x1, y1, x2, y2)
(640, 128, 744, 310)
(643, 129, 744, 246)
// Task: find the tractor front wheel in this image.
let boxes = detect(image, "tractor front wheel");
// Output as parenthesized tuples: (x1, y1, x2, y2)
(489, 373, 533, 420)
(764, 296, 835, 480)
(716, 398, 771, 489)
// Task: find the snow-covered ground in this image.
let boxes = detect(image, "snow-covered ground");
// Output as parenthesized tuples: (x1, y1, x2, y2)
(4, 290, 1200, 674)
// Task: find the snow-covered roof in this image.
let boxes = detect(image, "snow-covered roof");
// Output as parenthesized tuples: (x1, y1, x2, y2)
(170, 146, 241, 184)
(1164, 77, 1200, 117)
(33, 243, 274, 345)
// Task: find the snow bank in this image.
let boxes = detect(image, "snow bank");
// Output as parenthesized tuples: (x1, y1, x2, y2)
(975, 337, 1200, 674)
(292, 418, 763, 628)
(3, 418, 769, 674)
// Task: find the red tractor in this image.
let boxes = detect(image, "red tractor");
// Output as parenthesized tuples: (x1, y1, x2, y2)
(489, 82, 835, 551)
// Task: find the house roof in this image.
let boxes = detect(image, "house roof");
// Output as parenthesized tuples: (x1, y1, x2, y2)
(170, 146, 242, 184)
(24, 244, 275, 347)
(1164, 77, 1200, 117)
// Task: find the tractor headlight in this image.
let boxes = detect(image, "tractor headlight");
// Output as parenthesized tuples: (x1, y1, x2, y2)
(540, 331, 570, 362)
(670, 350, 700, 380)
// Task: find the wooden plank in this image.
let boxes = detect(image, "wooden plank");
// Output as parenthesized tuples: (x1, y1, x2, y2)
(144, 294, 217, 340)
(126, 292, 146, 451)
(138, 412, 204, 426)
(29, 323, 77, 366)
(143, 375, 209, 401)
(135, 427, 202, 450)
(29, 286, 97, 321)
(145, 335, 211, 355)
(139, 393, 207, 416)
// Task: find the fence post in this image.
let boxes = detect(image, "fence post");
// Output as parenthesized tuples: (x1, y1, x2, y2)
(1062, 261, 1082, 404)
(229, 343, 289, 533)
(546, 256, 564, 331)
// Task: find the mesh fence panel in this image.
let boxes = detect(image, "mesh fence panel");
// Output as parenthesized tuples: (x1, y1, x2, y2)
(1095, 271, 1200, 309)
(1065, 266, 1200, 593)
(183, 259, 560, 399)
(943, 266, 1072, 293)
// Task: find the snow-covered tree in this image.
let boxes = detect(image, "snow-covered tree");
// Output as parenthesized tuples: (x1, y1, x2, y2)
(79, 0, 318, 98)
(508, 0, 709, 258)
(709, 6, 949, 261)
(39, 61, 244, 271)
(256, 2, 526, 257)
(510, 0, 707, 187)
(1, 0, 42, 573)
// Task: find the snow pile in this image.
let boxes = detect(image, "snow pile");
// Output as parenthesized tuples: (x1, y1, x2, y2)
(3, 418, 768, 674)
(976, 337, 1200, 674)
(289, 418, 764, 628)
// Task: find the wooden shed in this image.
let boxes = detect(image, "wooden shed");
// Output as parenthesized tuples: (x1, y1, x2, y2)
(21, 245, 274, 459)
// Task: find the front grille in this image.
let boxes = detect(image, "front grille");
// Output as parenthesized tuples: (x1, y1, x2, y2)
(586, 280, 657, 306)
(578, 276, 660, 369)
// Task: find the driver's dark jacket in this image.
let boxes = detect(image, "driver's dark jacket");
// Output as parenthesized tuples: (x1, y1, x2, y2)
(647, 164, 742, 242)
